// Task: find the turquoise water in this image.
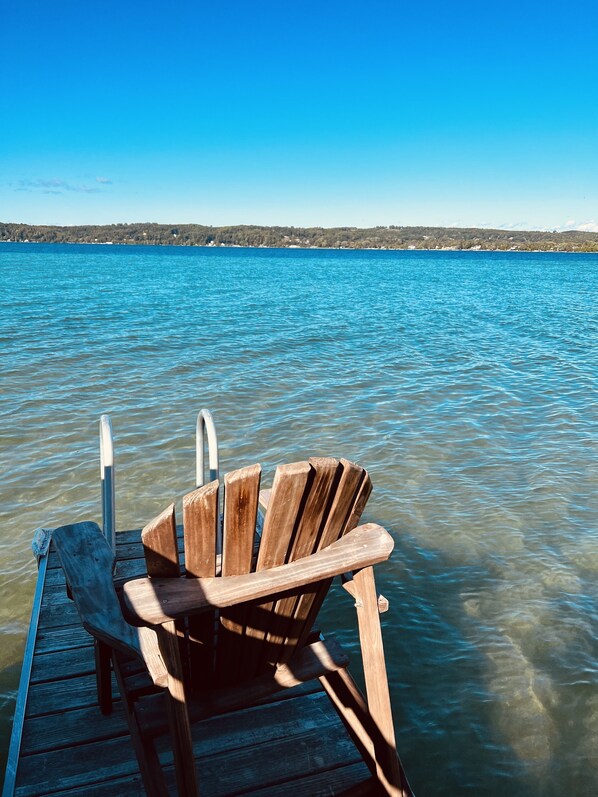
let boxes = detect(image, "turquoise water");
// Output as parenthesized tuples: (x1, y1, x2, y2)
(1, 243, 597, 794)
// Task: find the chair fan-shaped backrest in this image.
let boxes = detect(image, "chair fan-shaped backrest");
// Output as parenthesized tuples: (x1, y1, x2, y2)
(141, 457, 372, 688)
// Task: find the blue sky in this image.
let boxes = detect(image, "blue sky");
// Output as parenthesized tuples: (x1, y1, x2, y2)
(1, 0, 597, 231)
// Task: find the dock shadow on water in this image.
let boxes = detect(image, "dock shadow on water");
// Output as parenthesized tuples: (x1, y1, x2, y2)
(1, 243, 597, 795)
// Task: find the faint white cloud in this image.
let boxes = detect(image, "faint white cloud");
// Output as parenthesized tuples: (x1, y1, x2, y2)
(14, 178, 104, 194)
(556, 219, 598, 233)
(493, 221, 537, 231)
(95, 176, 112, 184)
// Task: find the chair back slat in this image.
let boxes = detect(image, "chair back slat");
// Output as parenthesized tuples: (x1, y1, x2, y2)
(260, 458, 339, 665)
(276, 459, 369, 664)
(221, 463, 262, 575)
(289, 463, 373, 658)
(142, 503, 180, 578)
(183, 480, 219, 578)
(286, 458, 341, 561)
(256, 461, 312, 570)
(241, 461, 312, 678)
(183, 480, 219, 687)
(216, 463, 262, 683)
(316, 459, 367, 550)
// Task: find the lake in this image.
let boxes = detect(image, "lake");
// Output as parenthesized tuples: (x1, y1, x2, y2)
(1, 243, 597, 795)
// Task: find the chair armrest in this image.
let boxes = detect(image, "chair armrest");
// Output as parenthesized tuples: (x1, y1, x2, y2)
(122, 522, 394, 626)
(53, 522, 167, 687)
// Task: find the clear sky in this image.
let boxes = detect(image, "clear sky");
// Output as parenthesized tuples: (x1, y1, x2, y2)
(1, 0, 597, 231)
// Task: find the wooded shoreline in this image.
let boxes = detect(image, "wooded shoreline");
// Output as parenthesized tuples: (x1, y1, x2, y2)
(2, 222, 598, 252)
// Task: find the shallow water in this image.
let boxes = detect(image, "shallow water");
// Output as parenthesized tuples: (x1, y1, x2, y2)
(1, 243, 597, 794)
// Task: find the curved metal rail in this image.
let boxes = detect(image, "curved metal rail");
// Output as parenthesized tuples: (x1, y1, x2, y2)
(196, 408, 219, 487)
(99, 414, 116, 553)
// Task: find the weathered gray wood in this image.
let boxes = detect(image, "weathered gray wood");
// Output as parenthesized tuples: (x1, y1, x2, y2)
(123, 523, 395, 625)
(16, 690, 361, 797)
(34, 623, 94, 654)
(30, 644, 95, 684)
(52, 522, 141, 658)
(45, 549, 179, 587)
(188, 717, 362, 797)
(21, 701, 129, 754)
(37, 597, 81, 630)
(15, 734, 142, 797)
(30, 761, 375, 797)
(25, 671, 117, 717)
(18, 773, 148, 797)
(245, 762, 375, 797)
(52, 521, 168, 688)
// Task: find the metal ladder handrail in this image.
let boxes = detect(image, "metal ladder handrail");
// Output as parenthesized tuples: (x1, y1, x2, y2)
(196, 408, 219, 488)
(99, 410, 219, 555)
(99, 414, 116, 553)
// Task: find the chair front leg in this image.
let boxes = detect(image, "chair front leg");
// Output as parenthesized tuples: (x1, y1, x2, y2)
(157, 620, 200, 797)
(352, 565, 412, 796)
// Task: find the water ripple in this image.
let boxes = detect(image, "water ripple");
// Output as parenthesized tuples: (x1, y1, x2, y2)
(1, 245, 597, 794)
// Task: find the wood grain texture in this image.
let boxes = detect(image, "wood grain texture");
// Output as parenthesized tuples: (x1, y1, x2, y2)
(320, 666, 413, 797)
(138, 637, 349, 735)
(156, 621, 199, 797)
(285, 460, 372, 660)
(351, 566, 411, 797)
(221, 463, 262, 576)
(141, 504, 180, 578)
(262, 458, 339, 660)
(242, 461, 311, 677)
(256, 462, 312, 570)
(183, 481, 218, 578)
(18, 463, 411, 797)
(217, 463, 261, 683)
(52, 522, 142, 660)
(123, 523, 395, 625)
(183, 480, 219, 687)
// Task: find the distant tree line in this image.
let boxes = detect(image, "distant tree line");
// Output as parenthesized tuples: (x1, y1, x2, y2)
(1, 222, 598, 252)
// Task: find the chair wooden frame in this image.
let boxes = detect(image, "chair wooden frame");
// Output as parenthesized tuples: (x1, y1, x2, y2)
(53, 457, 413, 797)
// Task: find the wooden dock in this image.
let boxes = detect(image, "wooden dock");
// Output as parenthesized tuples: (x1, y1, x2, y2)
(4, 528, 378, 797)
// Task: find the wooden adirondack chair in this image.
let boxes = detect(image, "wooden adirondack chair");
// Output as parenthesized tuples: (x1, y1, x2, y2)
(53, 457, 413, 797)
